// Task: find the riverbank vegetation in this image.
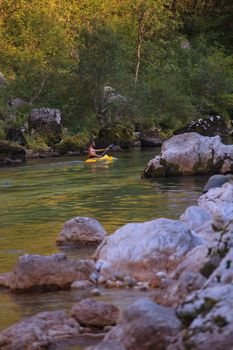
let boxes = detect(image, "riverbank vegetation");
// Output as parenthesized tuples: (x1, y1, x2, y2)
(0, 0, 232, 147)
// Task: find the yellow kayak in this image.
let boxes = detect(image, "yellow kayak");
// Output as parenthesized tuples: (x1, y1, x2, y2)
(85, 154, 114, 163)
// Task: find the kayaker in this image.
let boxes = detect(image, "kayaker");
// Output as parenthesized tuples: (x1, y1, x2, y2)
(88, 141, 106, 158)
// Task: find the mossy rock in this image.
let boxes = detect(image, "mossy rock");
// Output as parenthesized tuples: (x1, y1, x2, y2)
(142, 159, 182, 178)
(0, 140, 26, 165)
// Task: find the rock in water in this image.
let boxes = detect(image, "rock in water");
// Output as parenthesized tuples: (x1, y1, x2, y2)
(202, 174, 233, 194)
(56, 217, 106, 247)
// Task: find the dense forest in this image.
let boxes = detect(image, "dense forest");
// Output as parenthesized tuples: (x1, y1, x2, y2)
(0, 0, 233, 147)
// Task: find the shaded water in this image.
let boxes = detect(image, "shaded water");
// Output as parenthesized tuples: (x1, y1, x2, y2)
(0, 148, 208, 347)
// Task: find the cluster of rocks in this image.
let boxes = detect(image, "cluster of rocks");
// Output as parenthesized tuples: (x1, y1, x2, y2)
(84, 181, 233, 350)
(0, 298, 120, 349)
(0, 176, 233, 349)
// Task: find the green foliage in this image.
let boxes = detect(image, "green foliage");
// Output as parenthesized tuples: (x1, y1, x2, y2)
(98, 121, 135, 147)
(24, 134, 50, 152)
(0, 120, 6, 139)
(54, 130, 91, 154)
(0, 0, 232, 140)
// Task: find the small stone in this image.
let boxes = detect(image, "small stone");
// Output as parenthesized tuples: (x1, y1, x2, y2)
(105, 280, 116, 288)
(138, 281, 149, 291)
(71, 280, 94, 290)
(115, 280, 124, 288)
(91, 288, 102, 296)
(156, 271, 167, 279)
(124, 276, 137, 287)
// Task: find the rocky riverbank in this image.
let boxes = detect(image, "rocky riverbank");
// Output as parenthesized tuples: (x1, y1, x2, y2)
(0, 175, 233, 349)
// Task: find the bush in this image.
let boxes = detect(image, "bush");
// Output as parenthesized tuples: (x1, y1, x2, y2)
(24, 134, 50, 152)
(54, 130, 91, 154)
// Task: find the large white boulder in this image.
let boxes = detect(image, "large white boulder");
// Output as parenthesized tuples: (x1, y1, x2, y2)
(142, 133, 233, 177)
(95, 218, 203, 281)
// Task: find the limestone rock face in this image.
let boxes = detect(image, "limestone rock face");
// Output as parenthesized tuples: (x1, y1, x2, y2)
(142, 132, 233, 178)
(0, 311, 79, 350)
(95, 218, 203, 281)
(203, 179, 233, 231)
(176, 284, 233, 350)
(71, 298, 120, 328)
(0, 253, 96, 292)
(205, 248, 233, 287)
(56, 217, 106, 247)
(28, 108, 63, 145)
(93, 299, 181, 350)
(180, 205, 213, 234)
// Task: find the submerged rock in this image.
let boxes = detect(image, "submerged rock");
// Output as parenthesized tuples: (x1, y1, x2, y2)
(95, 218, 203, 281)
(56, 217, 106, 247)
(0, 253, 96, 292)
(71, 298, 120, 328)
(142, 132, 233, 178)
(0, 310, 79, 350)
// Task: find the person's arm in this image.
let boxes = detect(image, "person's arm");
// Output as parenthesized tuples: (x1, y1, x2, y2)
(95, 148, 106, 153)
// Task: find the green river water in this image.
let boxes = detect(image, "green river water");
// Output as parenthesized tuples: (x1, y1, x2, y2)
(0, 147, 208, 348)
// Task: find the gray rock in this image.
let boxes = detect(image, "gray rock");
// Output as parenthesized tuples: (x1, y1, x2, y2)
(202, 174, 233, 194)
(103, 299, 181, 350)
(28, 108, 63, 145)
(56, 217, 107, 247)
(71, 298, 120, 328)
(71, 280, 94, 290)
(0, 253, 96, 292)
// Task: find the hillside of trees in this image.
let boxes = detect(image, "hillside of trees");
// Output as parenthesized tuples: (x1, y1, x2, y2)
(0, 0, 233, 144)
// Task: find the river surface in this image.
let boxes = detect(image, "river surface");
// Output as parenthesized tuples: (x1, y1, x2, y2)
(0, 147, 208, 348)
